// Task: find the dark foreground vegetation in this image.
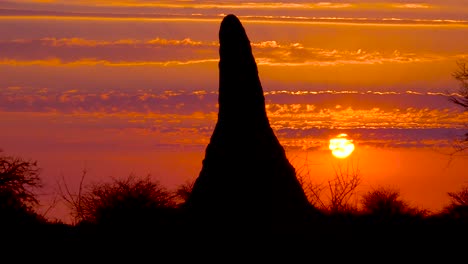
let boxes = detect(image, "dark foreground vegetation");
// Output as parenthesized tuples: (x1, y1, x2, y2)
(1, 151, 468, 253)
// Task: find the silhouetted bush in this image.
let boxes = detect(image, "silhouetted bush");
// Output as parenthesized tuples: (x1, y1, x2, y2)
(174, 179, 194, 206)
(298, 160, 361, 214)
(0, 151, 44, 225)
(450, 59, 468, 109)
(361, 186, 427, 221)
(67, 174, 178, 228)
(441, 185, 468, 220)
(448, 59, 468, 154)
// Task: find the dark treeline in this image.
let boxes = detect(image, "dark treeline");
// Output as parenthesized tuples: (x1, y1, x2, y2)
(1, 150, 468, 250)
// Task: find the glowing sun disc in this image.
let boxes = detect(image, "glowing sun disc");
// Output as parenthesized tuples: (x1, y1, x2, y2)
(329, 133, 355, 158)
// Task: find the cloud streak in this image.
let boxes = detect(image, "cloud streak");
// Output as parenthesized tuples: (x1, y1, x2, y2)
(0, 58, 219, 66)
(1, 86, 466, 150)
(0, 37, 459, 67)
(2, 87, 465, 128)
(0, 1, 446, 11)
(3, 0, 468, 29)
(2, 1, 357, 10)
(2, 14, 467, 27)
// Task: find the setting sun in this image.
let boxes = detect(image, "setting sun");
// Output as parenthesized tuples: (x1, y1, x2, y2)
(329, 134, 355, 158)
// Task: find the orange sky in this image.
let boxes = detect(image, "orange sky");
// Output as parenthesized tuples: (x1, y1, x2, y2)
(1, 0, 467, 223)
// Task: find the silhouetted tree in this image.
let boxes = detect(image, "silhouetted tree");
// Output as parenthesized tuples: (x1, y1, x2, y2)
(294, 153, 327, 211)
(60, 173, 177, 227)
(297, 173, 326, 211)
(174, 179, 194, 207)
(450, 60, 468, 109)
(361, 186, 427, 219)
(298, 159, 361, 214)
(57, 169, 88, 225)
(442, 185, 468, 219)
(327, 162, 361, 213)
(449, 60, 468, 154)
(0, 150, 44, 224)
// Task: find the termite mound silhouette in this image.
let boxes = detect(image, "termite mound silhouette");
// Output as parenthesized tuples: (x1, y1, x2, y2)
(184, 14, 317, 233)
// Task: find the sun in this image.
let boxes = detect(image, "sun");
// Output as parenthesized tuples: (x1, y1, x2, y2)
(329, 133, 355, 159)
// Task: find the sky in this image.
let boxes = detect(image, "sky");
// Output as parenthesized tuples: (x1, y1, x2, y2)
(1, 0, 467, 223)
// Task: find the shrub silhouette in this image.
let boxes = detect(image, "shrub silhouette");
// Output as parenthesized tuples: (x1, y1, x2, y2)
(450, 59, 468, 109)
(361, 186, 426, 220)
(0, 151, 44, 225)
(448, 59, 468, 154)
(442, 185, 468, 220)
(297, 159, 361, 214)
(68, 174, 178, 228)
(174, 179, 194, 206)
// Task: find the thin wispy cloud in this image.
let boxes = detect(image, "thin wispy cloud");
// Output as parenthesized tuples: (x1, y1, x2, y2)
(0, 54, 451, 67)
(0, 1, 443, 10)
(0, 58, 219, 66)
(1, 85, 466, 151)
(33, 37, 215, 47)
(2, 87, 465, 129)
(3, 0, 468, 29)
(0, 37, 459, 67)
(393, 3, 431, 9)
(2, 14, 467, 27)
(1, 1, 357, 9)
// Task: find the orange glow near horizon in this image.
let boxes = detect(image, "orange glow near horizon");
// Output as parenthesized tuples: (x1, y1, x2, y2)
(329, 133, 355, 158)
